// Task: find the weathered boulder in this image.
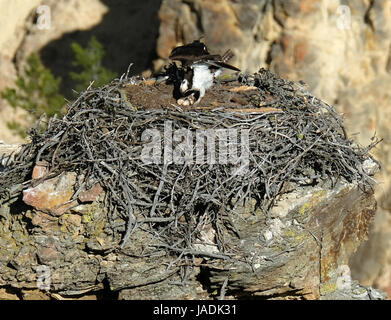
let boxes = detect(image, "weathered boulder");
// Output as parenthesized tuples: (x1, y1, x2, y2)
(0, 162, 383, 299)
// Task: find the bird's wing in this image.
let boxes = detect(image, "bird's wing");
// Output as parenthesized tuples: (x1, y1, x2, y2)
(169, 42, 240, 71)
(221, 49, 235, 63)
(170, 54, 222, 67)
(203, 60, 241, 72)
(169, 41, 210, 60)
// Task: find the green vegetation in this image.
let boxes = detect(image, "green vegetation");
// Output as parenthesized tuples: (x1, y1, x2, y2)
(1, 36, 117, 137)
(70, 36, 117, 93)
(2, 53, 64, 118)
(1, 53, 64, 138)
(6, 121, 29, 139)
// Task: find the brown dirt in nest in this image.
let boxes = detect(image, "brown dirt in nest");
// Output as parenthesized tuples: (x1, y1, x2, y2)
(124, 79, 279, 112)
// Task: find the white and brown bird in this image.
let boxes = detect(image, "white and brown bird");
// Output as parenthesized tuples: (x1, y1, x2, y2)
(169, 40, 240, 106)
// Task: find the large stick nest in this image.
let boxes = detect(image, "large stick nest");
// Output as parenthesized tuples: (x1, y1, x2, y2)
(0, 68, 380, 258)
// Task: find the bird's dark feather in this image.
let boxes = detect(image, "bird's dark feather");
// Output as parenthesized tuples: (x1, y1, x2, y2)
(169, 40, 240, 72)
(169, 40, 209, 60)
(167, 40, 240, 105)
(221, 49, 234, 63)
(202, 60, 241, 72)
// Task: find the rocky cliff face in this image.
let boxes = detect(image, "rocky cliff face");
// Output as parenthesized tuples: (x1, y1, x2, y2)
(0, 0, 163, 144)
(155, 0, 391, 297)
(0, 0, 390, 296)
(0, 0, 108, 144)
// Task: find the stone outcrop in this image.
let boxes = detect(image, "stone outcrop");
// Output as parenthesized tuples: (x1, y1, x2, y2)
(0, 146, 383, 299)
(155, 0, 391, 298)
(0, 0, 108, 144)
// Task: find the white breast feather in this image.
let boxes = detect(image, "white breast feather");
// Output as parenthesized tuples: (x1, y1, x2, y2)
(192, 64, 215, 94)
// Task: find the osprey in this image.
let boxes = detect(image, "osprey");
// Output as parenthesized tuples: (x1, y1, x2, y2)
(169, 40, 240, 106)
